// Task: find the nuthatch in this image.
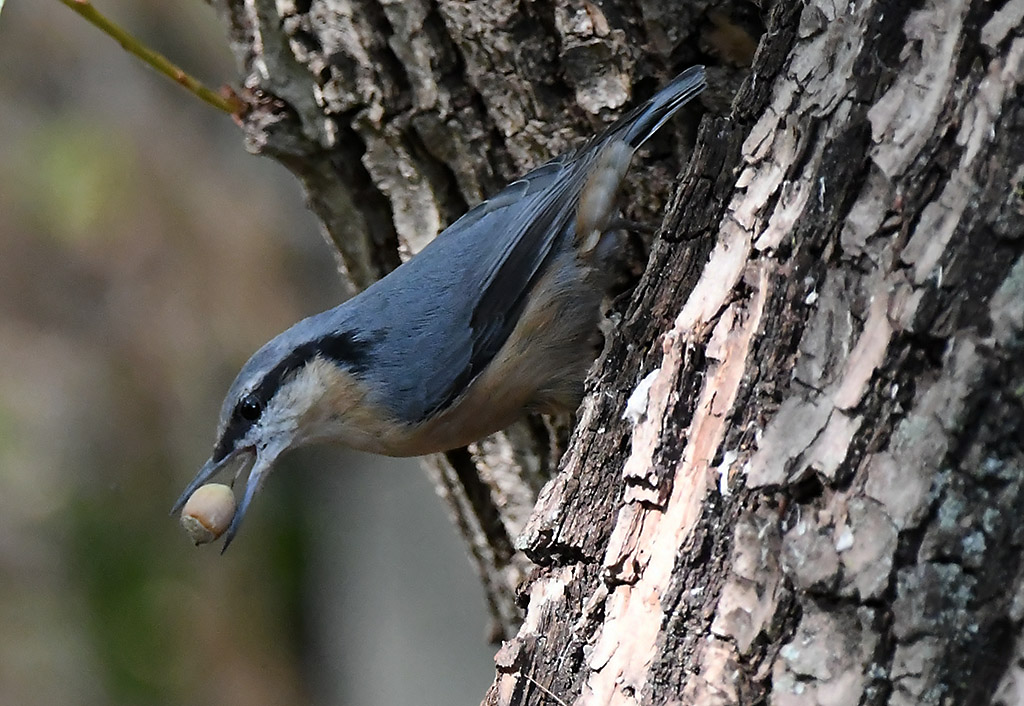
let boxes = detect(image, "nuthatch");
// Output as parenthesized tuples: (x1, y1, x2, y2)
(173, 66, 706, 548)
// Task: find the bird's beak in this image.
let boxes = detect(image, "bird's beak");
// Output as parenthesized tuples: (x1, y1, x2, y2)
(170, 449, 251, 516)
(173, 437, 290, 551)
(219, 441, 286, 552)
(171, 442, 284, 551)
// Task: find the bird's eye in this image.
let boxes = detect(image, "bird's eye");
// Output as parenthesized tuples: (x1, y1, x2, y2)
(238, 395, 262, 421)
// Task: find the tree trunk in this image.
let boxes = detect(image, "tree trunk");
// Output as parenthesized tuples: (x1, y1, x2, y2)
(211, 0, 1024, 703)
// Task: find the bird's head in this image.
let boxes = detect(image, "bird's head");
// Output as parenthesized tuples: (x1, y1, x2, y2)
(171, 323, 380, 550)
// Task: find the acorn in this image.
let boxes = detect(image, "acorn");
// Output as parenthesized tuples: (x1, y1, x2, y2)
(180, 483, 236, 545)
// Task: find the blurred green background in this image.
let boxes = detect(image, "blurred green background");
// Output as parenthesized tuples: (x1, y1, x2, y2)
(0, 2, 494, 704)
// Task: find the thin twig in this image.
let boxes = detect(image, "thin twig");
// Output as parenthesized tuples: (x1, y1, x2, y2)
(520, 673, 569, 706)
(56, 0, 243, 115)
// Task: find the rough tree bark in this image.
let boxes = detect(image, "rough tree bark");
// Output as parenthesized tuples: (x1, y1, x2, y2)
(210, 0, 1024, 703)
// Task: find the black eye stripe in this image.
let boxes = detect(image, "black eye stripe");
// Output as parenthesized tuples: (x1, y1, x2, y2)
(211, 331, 372, 462)
(250, 331, 371, 411)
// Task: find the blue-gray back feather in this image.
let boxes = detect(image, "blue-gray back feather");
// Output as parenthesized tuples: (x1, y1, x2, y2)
(233, 66, 706, 426)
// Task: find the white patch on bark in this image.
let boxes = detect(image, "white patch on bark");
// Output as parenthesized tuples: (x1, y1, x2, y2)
(832, 286, 892, 410)
(981, 0, 1024, 49)
(868, 0, 970, 178)
(622, 368, 659, 425)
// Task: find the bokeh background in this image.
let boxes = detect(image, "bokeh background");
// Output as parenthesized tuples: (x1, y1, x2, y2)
(0, 2, 494, 704)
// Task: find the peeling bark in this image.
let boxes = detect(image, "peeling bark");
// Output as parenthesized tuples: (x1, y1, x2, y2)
(210, 0, 1024, 702)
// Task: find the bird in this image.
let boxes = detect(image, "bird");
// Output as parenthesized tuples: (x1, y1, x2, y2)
(172, 66, 707, 549)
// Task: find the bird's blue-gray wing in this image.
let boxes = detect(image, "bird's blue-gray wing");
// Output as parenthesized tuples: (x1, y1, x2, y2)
(342, 155, 587, 423)
(419, 157, 587, 418)
(349, 66, 707, 422)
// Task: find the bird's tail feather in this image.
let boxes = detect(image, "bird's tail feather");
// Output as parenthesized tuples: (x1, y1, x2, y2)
(615, 65, 707, 149)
